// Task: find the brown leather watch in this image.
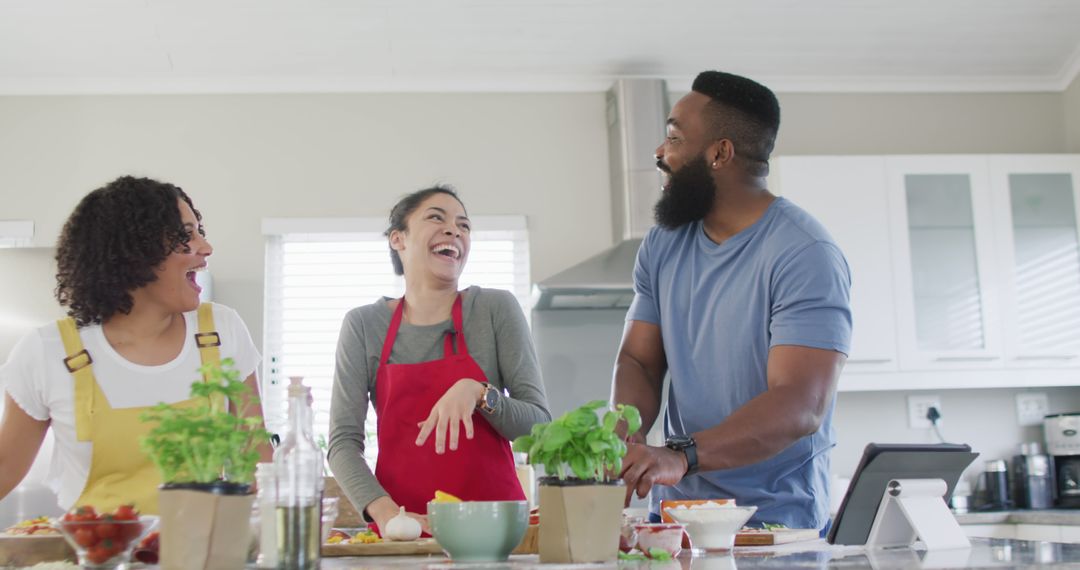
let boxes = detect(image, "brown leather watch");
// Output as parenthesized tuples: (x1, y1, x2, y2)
(477, 383, 499, 413)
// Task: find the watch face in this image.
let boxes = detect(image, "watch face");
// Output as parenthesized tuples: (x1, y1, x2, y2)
(484, 386, 498, 408)
(666, 436, 692, 449)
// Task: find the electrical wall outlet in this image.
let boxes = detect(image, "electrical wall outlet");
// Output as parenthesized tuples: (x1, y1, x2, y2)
(908, 394, 942, 429)
(1016, 392, 1049, 427)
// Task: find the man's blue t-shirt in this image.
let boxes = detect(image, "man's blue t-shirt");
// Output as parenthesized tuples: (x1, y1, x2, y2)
(627, 197, 852, 529)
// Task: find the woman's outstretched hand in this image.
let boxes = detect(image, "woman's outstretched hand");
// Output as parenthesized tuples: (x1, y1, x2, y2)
(415, 379, 484, 454)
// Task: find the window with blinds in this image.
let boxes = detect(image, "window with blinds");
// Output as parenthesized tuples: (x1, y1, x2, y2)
(260, 216, 530, 466)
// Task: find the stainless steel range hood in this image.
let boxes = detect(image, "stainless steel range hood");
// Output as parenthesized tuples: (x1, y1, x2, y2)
(534, 79, 668, 310)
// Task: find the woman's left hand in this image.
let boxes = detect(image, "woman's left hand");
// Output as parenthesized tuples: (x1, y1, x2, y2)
(415, 379, 484, 454)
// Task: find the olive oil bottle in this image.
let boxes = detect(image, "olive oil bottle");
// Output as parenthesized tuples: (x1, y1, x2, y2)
(274, 377, 323, 570)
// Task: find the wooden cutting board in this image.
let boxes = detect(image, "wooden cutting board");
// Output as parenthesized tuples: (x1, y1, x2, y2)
(322, 538, 444, 557)
(321, 525, 540, 557)
(733, 528, 819, 546)
(0, 534, 76, 567)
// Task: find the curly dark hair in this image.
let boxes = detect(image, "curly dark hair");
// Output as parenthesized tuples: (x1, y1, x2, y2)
(384, 185, 465, 276)
(55, 175, 201, 326)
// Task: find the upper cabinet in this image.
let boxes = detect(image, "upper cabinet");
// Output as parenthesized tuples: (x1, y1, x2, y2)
(771, 156, 898, 374)
(989, 156, 1080, 368)
(886, 156, 1003, 371)
(773, 154, 1080, 391)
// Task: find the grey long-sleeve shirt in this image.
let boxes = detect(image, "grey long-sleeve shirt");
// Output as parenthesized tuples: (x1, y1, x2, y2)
(328, 286, 551, 517)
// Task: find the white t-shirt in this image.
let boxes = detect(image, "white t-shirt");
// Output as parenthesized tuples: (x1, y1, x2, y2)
(0, 303, 261, 509)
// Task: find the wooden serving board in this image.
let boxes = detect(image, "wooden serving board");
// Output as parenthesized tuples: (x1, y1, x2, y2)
(321, 525, 540, 557)
(734, 528, 819, 546)
(510, 525, 539, 555)
(0, 534, 75, 567)
(322, 538, 444, 557)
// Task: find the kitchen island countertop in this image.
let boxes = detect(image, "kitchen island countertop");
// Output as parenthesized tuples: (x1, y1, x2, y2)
(313, 537, 1080, 569)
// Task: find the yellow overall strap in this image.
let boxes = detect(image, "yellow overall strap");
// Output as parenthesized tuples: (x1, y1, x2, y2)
(195, 303, 225, 409)
(56, 318, 95, 442)
(57, 317, 95, 442)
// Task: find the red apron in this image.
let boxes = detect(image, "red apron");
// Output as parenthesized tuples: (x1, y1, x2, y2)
(374, 294, 525, 516)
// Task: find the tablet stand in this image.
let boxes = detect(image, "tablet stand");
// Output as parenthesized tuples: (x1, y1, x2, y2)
(865, 478, 970, 551)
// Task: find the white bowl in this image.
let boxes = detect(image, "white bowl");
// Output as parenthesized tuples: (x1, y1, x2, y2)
(662, 505, 757, 551)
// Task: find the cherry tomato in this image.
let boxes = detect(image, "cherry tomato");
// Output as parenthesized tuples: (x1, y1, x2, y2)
(87, 544, 112, 565)
(73, 527, 97, 548)
(112, 504, 138, 522)
(94, 519, 119, 540)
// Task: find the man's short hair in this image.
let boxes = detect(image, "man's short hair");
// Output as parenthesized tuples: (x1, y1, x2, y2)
(691, 71, 780, 177)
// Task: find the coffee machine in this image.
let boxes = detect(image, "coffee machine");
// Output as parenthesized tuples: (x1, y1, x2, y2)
(1044, 413, 1080, 508)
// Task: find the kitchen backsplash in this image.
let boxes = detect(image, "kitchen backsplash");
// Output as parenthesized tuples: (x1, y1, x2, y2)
(832, 387, 1080, 490)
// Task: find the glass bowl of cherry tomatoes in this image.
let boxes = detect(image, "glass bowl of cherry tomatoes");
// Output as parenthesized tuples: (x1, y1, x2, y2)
(54, 505, 157, 569)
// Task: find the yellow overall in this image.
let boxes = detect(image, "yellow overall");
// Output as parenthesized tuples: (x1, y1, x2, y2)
(58, 303, 225, 514)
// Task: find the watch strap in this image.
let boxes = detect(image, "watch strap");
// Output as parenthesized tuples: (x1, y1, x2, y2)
(682, 441, 699, 476)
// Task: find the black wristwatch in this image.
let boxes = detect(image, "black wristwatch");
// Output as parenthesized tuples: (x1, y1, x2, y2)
(478, 383, 499, 414)
(665, 434, 699, 477)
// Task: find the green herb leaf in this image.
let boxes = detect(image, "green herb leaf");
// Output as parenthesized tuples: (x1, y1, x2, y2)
(139, 359, 269, 485)
(540, 423, 572, 452)
(647, 548, 673, 561)
(512, 400, 640, 483)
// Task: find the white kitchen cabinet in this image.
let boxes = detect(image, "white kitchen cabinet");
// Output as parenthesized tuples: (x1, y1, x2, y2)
(1015, 524, 1065, 542)
(772, 154, 1080, 391)
(772, 156, 898, 375)
(886, 156, 1004, 371)
(988, 156, 1080, 368)
(964, 522, 1080, 544)
(963, 523, 1017, 540)
(1057, 525, 1080, 543)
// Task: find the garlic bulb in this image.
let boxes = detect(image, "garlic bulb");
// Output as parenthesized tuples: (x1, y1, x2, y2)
(384, 506, 422, 541)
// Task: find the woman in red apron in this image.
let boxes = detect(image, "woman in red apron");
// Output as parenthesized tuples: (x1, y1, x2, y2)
(327, 186, 551, 534)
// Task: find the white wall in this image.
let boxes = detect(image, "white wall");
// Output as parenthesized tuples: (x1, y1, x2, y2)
(0, 248, 63, 362)
(833, 388, 1080, 490)
(1067, 75, 1080, 153)
(774, 92, 1067, 156)
(0, 93, 613, 349)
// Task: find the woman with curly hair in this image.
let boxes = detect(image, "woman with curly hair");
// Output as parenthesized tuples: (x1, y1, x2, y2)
(0, 175, 265, 514)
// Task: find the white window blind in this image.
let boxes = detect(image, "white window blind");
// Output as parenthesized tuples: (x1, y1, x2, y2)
(261, 216, 530, 465)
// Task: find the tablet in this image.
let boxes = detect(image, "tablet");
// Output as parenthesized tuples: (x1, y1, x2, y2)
(827, 443, 979, 545)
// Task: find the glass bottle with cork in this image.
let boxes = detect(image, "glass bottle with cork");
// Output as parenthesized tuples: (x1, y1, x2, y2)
(274, 376, 324, 570)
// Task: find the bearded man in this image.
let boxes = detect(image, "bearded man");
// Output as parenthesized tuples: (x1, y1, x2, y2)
(612, 71, 852, 531)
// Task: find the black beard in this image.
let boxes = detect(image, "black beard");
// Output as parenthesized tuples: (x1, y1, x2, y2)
(653, 156, 715, 229)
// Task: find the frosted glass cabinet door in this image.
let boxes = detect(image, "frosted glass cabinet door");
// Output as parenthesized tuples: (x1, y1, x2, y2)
(990, 156, 1080, 367)
(887, 157, 1003, 370)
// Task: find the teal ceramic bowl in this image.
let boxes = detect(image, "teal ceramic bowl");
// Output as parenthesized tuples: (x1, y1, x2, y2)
(427, 501, 529, 562)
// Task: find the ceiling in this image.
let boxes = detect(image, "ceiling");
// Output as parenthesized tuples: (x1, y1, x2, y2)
(1, 0, 1079, 95)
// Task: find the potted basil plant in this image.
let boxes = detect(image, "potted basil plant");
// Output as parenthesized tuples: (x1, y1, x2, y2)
(140, 358, 270, 570)
(512, 400, 640, 563)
